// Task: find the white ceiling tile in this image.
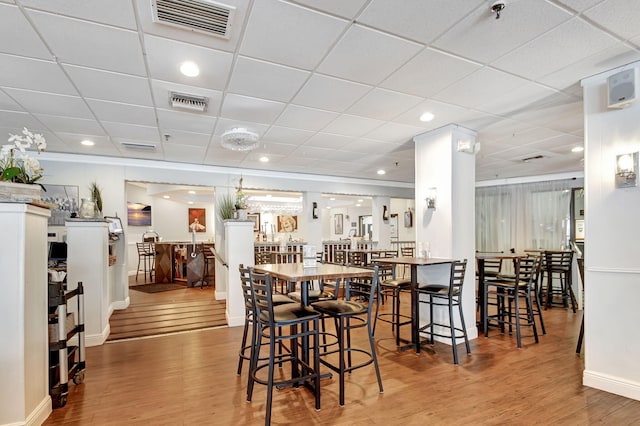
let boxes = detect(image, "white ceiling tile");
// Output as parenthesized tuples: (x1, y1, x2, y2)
(65, 65, 153, 107)
(228, 56, 310, 102)
(359, 0, 484, 44)
(290, 0, 368, 19)
(213, 118, 270, 137)
(145, 35, 234, 91)
(28, 11, 146, 75)
(347, 88, 423, 121)
(86, 99, 156, 126)
(156, 108, 216, 135)
(321, 114, 384, 137)
(276, 105, 339, 131)
(364, 122, 424, 143)
(21, 0, 137, 29)
(0, 89, 24, 111)
(494, 127, 566, 145)
(0, 111, 43, 131)
(434, 1, 571, 64)
(102, 122, 159, 141)
(0, 4, 51, 60)
(394, 99, 487, 129)
(220, 94, 286, 124)
(318, 24, 423, 85)
(342, 138, 398, 154)
(34, 114, 105, 135)
(525, 134, 584, 154)
(584, 0, 640, 42)
(3, 88, 93, 118)
(476, 82, 560, 116)
(54, 133, 117, 156)
(555, 0, 605, 12)
(381, 48, 481, 98)
(113, 139, 165, 160)
(432, 67, 527, 109)
(255, 140, 300, 155)
(293, 74, 371, 112)
(161, 130, 212, 148)
(492, 18, 619, 80)
(290, 145, 333, 159)
(304, 132, 355, 149)
(263, 126, 314, 145)
(0, 54, 76, 95)
(538, 42, 640, 90)
(240, 0, 348, 69)
(511, 97, 583, 129)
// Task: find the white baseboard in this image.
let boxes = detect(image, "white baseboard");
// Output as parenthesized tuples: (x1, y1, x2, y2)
(21, 395, 52, 426)
(583, 370, 640, 401)
(86, 324, 110, 347)
(111, 297, 130, 311)
(215, 290, 227, 300)
(226, 312, 244, 327)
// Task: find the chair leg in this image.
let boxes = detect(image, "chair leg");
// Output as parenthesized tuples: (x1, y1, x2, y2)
(448, 300, 459, 365)
(237, 316, 250, 375)
(532, 285, 546, 334)
(338, 317, 346, 407)
(514, 292, 522, 349)
(526, 291, 539, 343)
(457, 297, 471, 355)
(367, 320, 384, 394)
(576, 314, 585, 354)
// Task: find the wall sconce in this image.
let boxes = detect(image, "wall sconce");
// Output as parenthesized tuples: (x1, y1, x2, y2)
(425, 187, 437, 209)
(616, 152, 638, 188)
(312, 202, 318, 219)
(382, 205, 389, 221)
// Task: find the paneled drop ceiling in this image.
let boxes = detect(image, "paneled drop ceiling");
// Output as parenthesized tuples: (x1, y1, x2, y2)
(1, 0, 639, 182)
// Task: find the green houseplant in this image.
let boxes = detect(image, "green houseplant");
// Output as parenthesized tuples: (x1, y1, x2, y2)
(218, 193, 235, 220)
(89, 181, 103, 214)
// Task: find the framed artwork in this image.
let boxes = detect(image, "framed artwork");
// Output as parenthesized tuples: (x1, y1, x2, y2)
(277, 215, 298, 232)
(404, 210, 413, 228)
(42, 184, 79, 226)
(127, 202, 152, 226)
(188, 208, 206, 232)
(248, 212, 261, 232)
(334, 213, 343, 235)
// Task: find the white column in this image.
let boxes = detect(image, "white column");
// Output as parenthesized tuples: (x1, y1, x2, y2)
(0, 203, 52, 426)
(66, 219, 110, 346)
(371, 196, 391, 248)
(414, 124, 478, 341)
(224, 220, 254, 327)
(302, 191, 323, 252)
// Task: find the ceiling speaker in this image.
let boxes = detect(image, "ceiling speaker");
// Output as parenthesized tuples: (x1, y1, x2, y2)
(607, 68, 636, 109)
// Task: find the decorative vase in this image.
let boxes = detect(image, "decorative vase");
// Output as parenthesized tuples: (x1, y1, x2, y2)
(79, 198, 97, 218)
(237, 209, 248, 220)
(0, 181, 42, 202)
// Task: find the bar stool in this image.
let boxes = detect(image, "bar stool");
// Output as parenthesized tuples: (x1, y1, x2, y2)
(247, 269, 321, 425)
(373, 260, 412, 346)
(543, 250, 576, 311)
(416, 260, 470, 364)
(135, 242, 155, 281)
(311, 266, 384, 406)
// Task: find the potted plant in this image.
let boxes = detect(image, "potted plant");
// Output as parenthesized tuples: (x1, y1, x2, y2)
(234, 177, 248, 220)
(217, 193, 235, 221)
(0, 127, 46, 201)
(90, 181, 103, 217)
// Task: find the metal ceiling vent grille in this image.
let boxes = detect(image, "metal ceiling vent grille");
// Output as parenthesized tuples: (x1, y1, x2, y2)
(152, 0, 235, 38)
(121, 142, 157, 151)
(170, 92, 208, 112)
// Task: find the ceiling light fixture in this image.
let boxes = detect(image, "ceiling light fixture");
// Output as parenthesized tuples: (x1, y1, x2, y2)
(81, 139, 94, 146)
(419, 112, 435, 122)
(377, 169, 386, 175)
(259, 156, 269, 162)
(180, 61, 200, 77)
(163, 195, 170, 199)
(188, 190, 196, 194)
(571, 146, 584, 153)
(221, 128, 259, 152)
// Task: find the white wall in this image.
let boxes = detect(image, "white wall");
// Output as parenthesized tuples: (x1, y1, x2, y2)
(581, 61, 640, 401)
(391, 198, 416, 241)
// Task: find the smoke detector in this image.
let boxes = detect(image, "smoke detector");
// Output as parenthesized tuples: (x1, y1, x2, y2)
(169, 92, 208, 112)
(220, 128, 259, 152)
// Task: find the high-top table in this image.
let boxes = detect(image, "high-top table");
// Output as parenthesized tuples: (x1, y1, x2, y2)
(376, 256, 457, 353)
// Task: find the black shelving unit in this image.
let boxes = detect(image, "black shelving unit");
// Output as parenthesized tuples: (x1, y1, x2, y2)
(48, 281, 86, 408)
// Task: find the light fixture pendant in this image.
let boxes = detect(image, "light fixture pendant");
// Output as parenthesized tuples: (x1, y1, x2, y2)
(220, 128, 259, 152)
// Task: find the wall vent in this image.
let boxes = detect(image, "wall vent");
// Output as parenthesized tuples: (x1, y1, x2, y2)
(121, 142, 157, 151)
(152, 0, 235, 38)
(521, 154, 544, 163)
(169, 91, 209, 112)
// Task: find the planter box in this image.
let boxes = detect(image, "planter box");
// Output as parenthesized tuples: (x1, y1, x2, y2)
(0, 181, 42, 202)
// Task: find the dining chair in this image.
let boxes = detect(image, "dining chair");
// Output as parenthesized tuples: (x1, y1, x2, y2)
(415, 259, 471, 364)
(247, 269, 321, 425)
(372, 260, 412, 346)
(135, 242, 155, 282)
(311, 266, 383, 406)
(483, 256, 541, 348)
(543, 250, 576, 311)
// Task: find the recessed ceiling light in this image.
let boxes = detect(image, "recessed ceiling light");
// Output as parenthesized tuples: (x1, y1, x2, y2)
(329, 197, 336, 201)
(259, 156, 269, 162)
(357, 199, 363, 203)
(81, 140, 94, 146)
(188, 201, 194, 205)
(188, 190, 196, 194)
(377, 169, 386, 175)
(327, 206, 332, 209)
(163, 195, 170, 199)
(419, 112, 435, 122)
(571, 146, 584, 153)
(265, 194, 272, 198)
(180, 61, 199, 77)
(356, 204, 361, 207)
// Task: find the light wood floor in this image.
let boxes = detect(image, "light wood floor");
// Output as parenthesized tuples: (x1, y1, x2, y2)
(44, 293, 640, 425)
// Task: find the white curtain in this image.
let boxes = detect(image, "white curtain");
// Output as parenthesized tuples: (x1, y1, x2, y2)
(476, 179, 580, 253)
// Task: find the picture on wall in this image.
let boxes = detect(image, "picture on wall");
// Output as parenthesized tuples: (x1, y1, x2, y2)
(127, 202, 152, 226)
(334, 213, 343, 235)
(248, 212, 261, 232)
(189, 208, 206, 232)
(42, 184, 79, 226)
(277, 215, 298, 232)
(404, 210, 413, 228)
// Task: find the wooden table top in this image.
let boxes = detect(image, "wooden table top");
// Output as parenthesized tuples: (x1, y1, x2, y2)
(253, 262, 374, 282)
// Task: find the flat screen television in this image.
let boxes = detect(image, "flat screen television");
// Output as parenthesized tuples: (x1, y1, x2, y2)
(48, 241, 67, 264)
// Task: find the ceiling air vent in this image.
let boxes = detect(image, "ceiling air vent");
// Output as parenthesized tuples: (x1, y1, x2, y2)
(521, 155, 544, 163)
(152, 0, 235, 39)
(121, 142, 157, 151)
(169, 91, 208, 112)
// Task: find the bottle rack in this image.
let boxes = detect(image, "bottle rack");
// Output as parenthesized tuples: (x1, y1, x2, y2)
(48, 281, 86, 408)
